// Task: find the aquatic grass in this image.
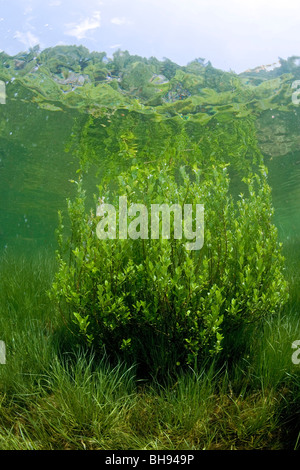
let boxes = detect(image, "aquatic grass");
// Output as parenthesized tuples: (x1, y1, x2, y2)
(0, 349, 139, 450)
(151, 365, 285, 450)
(0, 249, 59, 395)
(0, 356, 295, 450)
(150, 364, 218, 432)
(114, 362, 286, 450)
(42, 352, 137, 432)
(246, 312, 300, 391)
(11, 353, 138, 450)
(0, 248, 298, 449)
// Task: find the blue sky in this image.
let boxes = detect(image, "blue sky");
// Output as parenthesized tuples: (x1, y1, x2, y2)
(0, 0, 300, 73)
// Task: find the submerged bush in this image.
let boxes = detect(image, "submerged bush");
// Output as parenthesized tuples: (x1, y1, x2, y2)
(50, 136, 288, 377)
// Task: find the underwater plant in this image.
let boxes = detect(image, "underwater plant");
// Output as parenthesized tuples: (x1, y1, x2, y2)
(50, 127, 288, 377)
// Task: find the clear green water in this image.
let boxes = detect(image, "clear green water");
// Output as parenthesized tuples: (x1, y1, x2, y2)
(0, 100, 78, 253)
(0, 99, 300, 256)
(268, 151, 300, 238)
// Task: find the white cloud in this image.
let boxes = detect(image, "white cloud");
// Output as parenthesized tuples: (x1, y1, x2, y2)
(109, 44, 121, 49)
(48, 0, 61, 6)
(23, 6, 33, 15)
(65, 11, 101, 39)
(14, 30, 39, 49)
(111, 17, 132, 26)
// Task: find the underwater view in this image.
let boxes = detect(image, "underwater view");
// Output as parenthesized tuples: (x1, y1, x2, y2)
(0, 0, 299, 452)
